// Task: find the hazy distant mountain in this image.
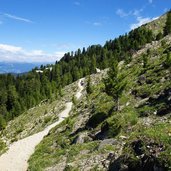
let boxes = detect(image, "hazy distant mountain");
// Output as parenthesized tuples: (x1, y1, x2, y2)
(0, 62, 43, 74)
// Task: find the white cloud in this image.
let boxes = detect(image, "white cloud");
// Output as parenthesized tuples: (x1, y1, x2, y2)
(132, 8, 144, 16)
(29, 50, 45, 56)
(116, 7, 158, 31)
(116, 8, 143, 18)
(93, 22, 102, 26)
(55, 51, 66, 57)
(3, 13, 33, 23)
(116, 9, 131, 17)
(130, 16, 159, 30)
(0, 44, 65, 63)
(0, 44, 22, 53)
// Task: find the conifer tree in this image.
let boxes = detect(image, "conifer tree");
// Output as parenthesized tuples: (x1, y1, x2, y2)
(164, 10, 171, 36)
(86, 76, 93, 94)
(165, 52, 171, 67)
(0, 115, 6, 130)
(104, 58, 126, 111)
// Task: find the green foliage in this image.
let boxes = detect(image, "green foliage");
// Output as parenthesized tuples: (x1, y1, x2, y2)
(165, 52, 171, 67)
(28, 33, 171, 169)
(164, 10, 171, 36)
(86, 76, 93, 94)
(44, 116, 51, 124)
(0, 24, 154, 128)
(72, 95, 77, 105)
(124, 123, 171, 169)
(156, 32, 163, 40)
(104, 116, 121, 137)
(104, 58, 126, 110)
(0, 115, 6, 130)
(121, 107, 138, 126)
(138, 105, 155, 117)
(86, 112, 107, 128)
(142, 54, 148, 68)
(16, 127, 23, 134)
(0, 139, 6, 155)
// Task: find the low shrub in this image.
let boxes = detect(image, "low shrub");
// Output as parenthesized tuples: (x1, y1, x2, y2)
(86, 112, 107, 128)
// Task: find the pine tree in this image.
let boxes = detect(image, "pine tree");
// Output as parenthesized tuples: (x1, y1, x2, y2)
(7, 85, 18, 112)
(164, 10, 171, 36)
(91, 54, 97, 73)
(86, 76, 93, 94)
(165, 52, 171, 67)
(156, 32, 163, 40)
(104, 58, 126, 111)
(142, 54, 148, 68)
(0, 115, 6, 130)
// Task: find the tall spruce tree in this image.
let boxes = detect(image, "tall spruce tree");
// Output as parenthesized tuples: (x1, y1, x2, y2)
(104, 58, 126, 111)
(164, 10, 171, 36)
(86, 76, 93, 94)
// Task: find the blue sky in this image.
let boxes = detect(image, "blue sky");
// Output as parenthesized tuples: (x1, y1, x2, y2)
(0, 0, 170, 63)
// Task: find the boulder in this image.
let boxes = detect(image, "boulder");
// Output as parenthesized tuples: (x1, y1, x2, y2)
(98, 139, 117, 150)
(138, 75, 146, 85)
(71, 132, 92, 144)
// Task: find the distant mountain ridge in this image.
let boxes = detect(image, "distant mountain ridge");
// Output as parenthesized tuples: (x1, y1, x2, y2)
(0, 62, 44, 74)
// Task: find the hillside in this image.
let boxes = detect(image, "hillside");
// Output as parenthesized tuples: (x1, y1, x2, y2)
(27, 32, 171, 170)
(144, 13, 167, 35)
(0, 79, 84, 170)
(0, 11, 171, 171)
(0, 80, 78, 154)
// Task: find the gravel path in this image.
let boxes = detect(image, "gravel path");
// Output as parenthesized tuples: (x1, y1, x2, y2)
(0, 79, 84, 171)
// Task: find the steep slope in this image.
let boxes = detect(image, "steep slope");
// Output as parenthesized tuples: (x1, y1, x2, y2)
(0, 79, 84, 171)
(0, 80, 83, 171)
(0, 11, 170, 171)
(143, 13, 167, 35)
(28, 34, 171, 170)
(0, 82, 77, 145)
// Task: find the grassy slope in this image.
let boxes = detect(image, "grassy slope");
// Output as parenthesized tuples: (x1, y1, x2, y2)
(0, 80, 78, 155)
(0, 12, 169, 169)
(143, 13, 166, 35)
(28, 34, 171, 170)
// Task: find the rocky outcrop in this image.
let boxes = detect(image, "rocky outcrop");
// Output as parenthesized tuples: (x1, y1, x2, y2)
(71, 132, 92, 144)
(108, 138, 166, 171)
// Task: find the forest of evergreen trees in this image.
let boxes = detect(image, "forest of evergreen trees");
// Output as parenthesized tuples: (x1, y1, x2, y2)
(0, 10, 171, 129)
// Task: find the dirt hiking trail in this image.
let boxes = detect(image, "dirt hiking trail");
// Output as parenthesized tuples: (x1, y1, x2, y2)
(0, 79, 84, 171)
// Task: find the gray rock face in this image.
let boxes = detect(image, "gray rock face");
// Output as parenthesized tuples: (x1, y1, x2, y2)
(138, 75, 146, 85)
(72, 132, 92, 144)
(98, 139, 117, 150)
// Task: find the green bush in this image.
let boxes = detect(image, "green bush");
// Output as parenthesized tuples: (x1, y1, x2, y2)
(107, 116, 121, 137)
(101, 116, 121, 138)
(138, 105, 155, 117)
(0, 139, 6, 154)
(86, 112, 107, 128)
(156, 32, 163, 40)
(123, 109, 138, 126)
(44, 116, 51, 124)
(0, 115, 6, 130)
(16, 127, 23, 134)
(165, 52, 171, 67)
(72, 95, 77, 105)
(86, 76, 93, 94)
